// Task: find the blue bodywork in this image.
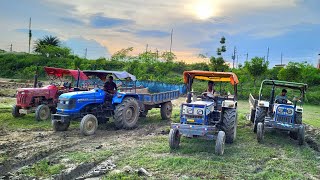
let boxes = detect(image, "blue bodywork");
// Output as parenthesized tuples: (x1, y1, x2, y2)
(264, 104, 302, 131)
(171, 101, 219, 140)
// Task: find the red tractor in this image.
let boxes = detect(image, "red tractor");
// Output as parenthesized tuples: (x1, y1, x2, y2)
(12, 66, 89, 121)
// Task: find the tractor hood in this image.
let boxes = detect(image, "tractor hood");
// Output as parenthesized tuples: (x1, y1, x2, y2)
(17, 85, 56, 92)
(59, 89, 105, 99)
(187, 101, 215, 106)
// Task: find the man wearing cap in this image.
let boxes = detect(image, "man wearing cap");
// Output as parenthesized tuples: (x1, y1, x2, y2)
(275, 89, 288, 104)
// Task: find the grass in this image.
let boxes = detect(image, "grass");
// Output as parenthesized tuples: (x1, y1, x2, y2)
(65, 149, 113, 163)
(21, 160, 65, 178)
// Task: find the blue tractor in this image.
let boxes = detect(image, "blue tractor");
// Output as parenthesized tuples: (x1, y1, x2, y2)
(169, 71, 238, 155)
(249, 80, 307, 145)
(51, 70, 179, 136)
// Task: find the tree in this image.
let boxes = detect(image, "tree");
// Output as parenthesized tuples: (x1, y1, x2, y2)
(161, 51, 176, 62)
(111, 47, 133, 61)
(210, 56, 229, 71)
(34, 35, 60, 53)
(36, 45, 71, 58)
(244, 57, 269, 87)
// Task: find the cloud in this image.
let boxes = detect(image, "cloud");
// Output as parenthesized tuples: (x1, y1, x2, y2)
(60, 17, 84, 25)
(64, 37, 110, 59)
(89, 14, 134, 28)
(135, 30, 171, 38)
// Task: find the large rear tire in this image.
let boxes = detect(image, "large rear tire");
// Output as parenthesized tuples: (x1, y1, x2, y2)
(52, 121, 70, 131)
(215, 131, 225, 156)
(80, 114, 98, 136)
(114, 97, 140, 129)
(12, 105, 24, 118)
(298, 125, 305, 145)
(253, 107, 266, 133)
(249, 108, 256, 123)
(221, 108, 237, 144)
(35, 104, 51, 121)
(161, 101, 172, 120)
(169, 128, 180, 149)
(257, 122, 264, 143)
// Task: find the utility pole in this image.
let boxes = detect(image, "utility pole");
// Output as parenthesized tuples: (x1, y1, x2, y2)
(245, 52, 248, 61)
(232, 46, 236, 68)
(236, 55, 239, 68)
(266, 47, 269, 62)
(84, 48, 87, 59)
(28, 17, 32, 53)
(10, 44, 12, 52)
(170, 29, 173, 53)
(145, 44, 148, 53)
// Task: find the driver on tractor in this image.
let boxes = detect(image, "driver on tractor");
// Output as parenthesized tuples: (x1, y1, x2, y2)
(275, 89, 288, 104)
(203, 81, 215, 98)
(103, 76, 117, 101)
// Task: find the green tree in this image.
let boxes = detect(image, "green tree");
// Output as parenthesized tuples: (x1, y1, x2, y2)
(37, 45, 71, 58)
(34, 35, 60, 53)
(111, 47, 133, 61)
(210, 56, 229, 71)
(244, 57, 269, 87)
(161, 51, 176, 62)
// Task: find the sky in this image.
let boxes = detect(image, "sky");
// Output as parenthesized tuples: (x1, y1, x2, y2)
(0, 0, 319, 66)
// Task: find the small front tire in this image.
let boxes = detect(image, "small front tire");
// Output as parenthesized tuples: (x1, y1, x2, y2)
(35, 104, 51, 121)
(215, 131, 226, 156)
(12, 105, 24, 118)
(80, 114, 98, 136)
(169, 129, 180, 149)
(257, 122, 264, 143)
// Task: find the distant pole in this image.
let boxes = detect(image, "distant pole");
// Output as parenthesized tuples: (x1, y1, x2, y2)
(170, 29, 173, 53)
(84, 48, 87, 59)
(145, 44, 148, 53)
(232, 46, 236, 68)
(28, 17, 32, 53)
(236, 55, 239, 68)
(246, 53, 248, 61)
(156, 48, 159, 59)
(10, 44, 12, 52)
(266, 47, 269, 62)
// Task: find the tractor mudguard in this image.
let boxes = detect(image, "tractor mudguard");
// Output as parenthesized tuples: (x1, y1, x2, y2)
(112, 93, 139, 104)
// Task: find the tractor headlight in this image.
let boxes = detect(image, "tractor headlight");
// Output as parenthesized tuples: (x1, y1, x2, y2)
(65, 101, 69, 105)
(21, 92, 25, 95)
(278, 107, 283, 113)
(287, 109, 293, 115)
(60, 100, 64, 104)
(187, 108, 193, 114)
(196, 109, 203, 115)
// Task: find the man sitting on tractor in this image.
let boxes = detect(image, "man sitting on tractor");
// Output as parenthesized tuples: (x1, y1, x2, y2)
(203, 81, 215, 98)
(275, 89, 288, 104)
(103, 76, 117, 101)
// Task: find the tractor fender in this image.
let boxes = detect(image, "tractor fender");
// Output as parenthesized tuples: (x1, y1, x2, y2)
(112, 93, 140, 104)
(222, 100, 237, 108)
(257, 100, 269, 108)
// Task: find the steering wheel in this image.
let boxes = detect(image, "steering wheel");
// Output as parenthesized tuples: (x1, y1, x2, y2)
(201, 92, 214, 100)
(275, 98, 287, 104)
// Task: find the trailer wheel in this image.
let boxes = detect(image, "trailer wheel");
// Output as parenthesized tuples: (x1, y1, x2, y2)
(52, 121, 70, 131)
(253, 107, 266, 133)
(215, 131, 225, 156)
(221, 108, 237, 144)
(12, 105, 24, 118)
(80, 114, 98, 136)
(114, 97, 139, 129)
(298, 125, 305, 145)
(161, 101, 172, 120)
(35, 104, 50, 121)
(257, 122, 264, 143)
(139, 109, 148, 117)
(169, 128, 180, 149)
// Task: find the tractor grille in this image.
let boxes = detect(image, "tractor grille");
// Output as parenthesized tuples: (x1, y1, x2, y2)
(184, 115, 203, 119)
(57, 99, 76, 110)
(17, 94, 27, 105)
(275, 115, 292, 124)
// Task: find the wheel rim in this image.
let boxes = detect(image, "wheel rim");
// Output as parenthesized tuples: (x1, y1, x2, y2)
(86, 119, 95, 132)
(125, 106, 135, 122)
(166, 104, 172, 117)
(40, 107, 49, 120)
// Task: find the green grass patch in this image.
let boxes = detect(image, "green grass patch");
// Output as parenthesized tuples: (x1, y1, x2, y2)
(21, 160, 65, 178)
(66, 149, 113, 163)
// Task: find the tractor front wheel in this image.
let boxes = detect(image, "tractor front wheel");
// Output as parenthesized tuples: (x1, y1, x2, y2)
(215, 131, 225, 155)
(253, 107, 266, 133)
(169, 128, 180, 149)
(35, 104, 51, 121)
(80, 114, 98, 136)
(12, 105, 24, 118)
(298, 125, 305, 145)
(114, 97, 139, 129)
(257, 122, 264, 143)
(161, 101, 172, 120)
(221, 108, 237, 144)
(52, 121, 70, 131)
(249, 108, 256, 123)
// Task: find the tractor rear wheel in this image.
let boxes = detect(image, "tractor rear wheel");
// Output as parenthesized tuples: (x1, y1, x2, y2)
(249, 108, 256, 123)
(253, 107, 266, 133)
(257, 122, 264, 143)
(169, 128, 180, 149)
(12, 105, 24, 118)
(52, 121, 70, 131)
(215, 131, 225, 155)
(80, 114, 98, 136)
(298, 125, 305, 145)
(35, 104, 51, 121)
(114, 97, 139, 129)
(161, 101, 172, 120)
(221, 108, 237, 144)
